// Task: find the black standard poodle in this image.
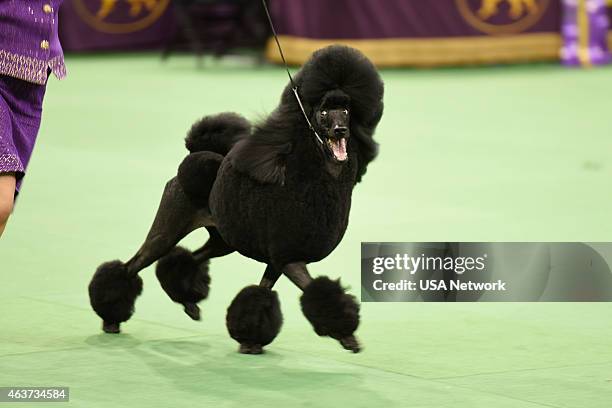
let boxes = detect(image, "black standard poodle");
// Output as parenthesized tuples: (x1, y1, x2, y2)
(88, 45, 384, 354)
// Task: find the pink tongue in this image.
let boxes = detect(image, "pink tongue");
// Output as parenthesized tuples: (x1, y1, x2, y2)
(332, 139, 347, 161)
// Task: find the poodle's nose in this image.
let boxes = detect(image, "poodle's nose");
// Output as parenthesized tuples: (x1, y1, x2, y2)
(334, 126, 348, 137)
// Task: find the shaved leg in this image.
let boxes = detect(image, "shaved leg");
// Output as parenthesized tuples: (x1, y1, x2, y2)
(125, 177, 210, 276)
(282, 262, 313, 289)
(193, 227, 234, 263)
(260, 264, 283, 289)
(89, 176, 210, 334)
(0, 173, 16, 237)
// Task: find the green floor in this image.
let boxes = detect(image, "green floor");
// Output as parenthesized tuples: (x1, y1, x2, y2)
(1, 54, 612, 407)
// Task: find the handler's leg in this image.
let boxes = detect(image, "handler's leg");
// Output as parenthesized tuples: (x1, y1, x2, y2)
(226, 265, 284, 354)
(283, 262, 361, 353)
(0, 173, 15, 237)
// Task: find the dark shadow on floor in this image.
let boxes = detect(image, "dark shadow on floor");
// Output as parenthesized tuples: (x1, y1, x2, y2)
(120, 337, 394, 406)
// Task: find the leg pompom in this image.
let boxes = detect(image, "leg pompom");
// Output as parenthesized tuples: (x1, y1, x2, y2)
(155, 246, 210, 321)
(226, 285, 283, 354)
(300, 276, 361, 352)
(88, 260, 143, 332)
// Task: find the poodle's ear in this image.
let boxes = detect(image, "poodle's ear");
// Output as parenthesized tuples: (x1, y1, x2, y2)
(228, 136, 291, 185)
(353, 101, 383, 183)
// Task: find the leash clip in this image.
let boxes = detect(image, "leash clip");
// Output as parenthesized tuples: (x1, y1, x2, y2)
(292, 87, 324, 146)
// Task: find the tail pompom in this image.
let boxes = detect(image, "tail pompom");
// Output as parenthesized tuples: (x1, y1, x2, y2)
(185, 112, 250, 155)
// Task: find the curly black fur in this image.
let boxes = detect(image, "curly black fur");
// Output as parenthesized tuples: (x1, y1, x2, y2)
(177, 151, 223, 206)
(185, 112, 251, 155)
(226, 285, 283, 349)
(294, 46, 384, 183)
(211, 45, 384, 268)
(155, 246, 211, 310)
(227, 45, 384, 185)
(88, 261, 143, 324)
(300, 276, 360, 340)
(89, 46, 380, 351)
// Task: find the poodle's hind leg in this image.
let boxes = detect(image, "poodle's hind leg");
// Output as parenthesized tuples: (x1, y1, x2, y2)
(284, 262, 361, 353)
(156, 227, 235, 321)
(192, 227, 235, 263)
(125, 177, 212, 275)
(226, 265, 283, 354)
(88, 176, 209, 333)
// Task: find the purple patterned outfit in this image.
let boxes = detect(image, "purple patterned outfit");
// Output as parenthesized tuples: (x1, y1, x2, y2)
(0, 0, 66, 192)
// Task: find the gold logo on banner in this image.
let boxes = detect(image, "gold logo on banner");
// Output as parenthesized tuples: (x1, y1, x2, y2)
(73, 0, 170, 34)
(456, 0, 550, 35)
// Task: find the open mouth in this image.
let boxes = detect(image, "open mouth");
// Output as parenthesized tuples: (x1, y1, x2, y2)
(326, 138, 348, 162)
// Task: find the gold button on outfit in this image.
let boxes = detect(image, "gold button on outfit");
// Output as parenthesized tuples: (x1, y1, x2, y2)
(0, 0, 67, 85)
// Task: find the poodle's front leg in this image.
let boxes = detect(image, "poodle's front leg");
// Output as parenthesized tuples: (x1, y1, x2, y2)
(283, 262, 361, 353)
(259, 264, 283, 289)
(282, 262, 313, 289)
(226, 264, 284, 354)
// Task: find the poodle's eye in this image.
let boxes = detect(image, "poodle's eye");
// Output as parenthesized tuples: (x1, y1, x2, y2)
(343, 109, 349, 115)
(321, 110, 328, 116)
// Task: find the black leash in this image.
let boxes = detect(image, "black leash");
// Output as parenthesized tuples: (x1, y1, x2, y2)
(260, 0, 324, 146)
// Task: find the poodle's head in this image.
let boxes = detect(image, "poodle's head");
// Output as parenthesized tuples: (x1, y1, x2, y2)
(231, 46, 383, 186)
(313, 89, 351, 163)
(283, 45, 384, 166)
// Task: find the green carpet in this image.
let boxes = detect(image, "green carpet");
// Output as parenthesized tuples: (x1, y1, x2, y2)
(1, 54, 611, 407)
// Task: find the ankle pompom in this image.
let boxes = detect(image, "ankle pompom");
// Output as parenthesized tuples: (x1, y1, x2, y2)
(226, 285, 283, 350)
(300, 276, 360, 340)
(88, 260, 143, 325)
(156, 246, 210, 320)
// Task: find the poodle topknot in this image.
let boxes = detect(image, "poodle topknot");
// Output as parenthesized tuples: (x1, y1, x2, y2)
(288, 45, 384, 129)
